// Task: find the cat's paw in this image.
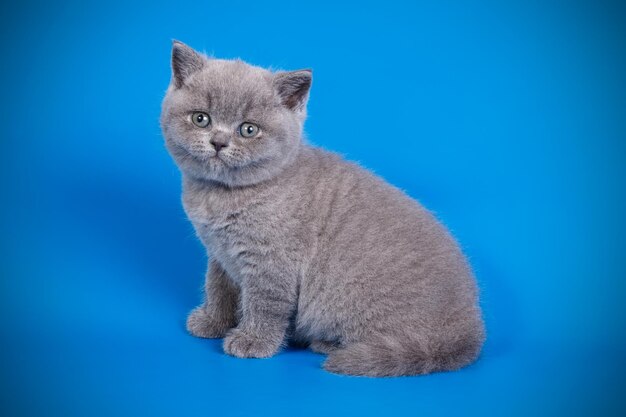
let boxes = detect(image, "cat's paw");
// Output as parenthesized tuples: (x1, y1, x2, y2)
(186, 306, 233, 339)
(223, 328, 282, 358)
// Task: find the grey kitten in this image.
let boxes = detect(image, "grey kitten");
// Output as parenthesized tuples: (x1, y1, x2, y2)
(160, 41, 485, 377)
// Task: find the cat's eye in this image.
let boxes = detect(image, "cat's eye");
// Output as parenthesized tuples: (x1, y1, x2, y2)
(191, 112, 211, 128)
(239, 122, 260, 138)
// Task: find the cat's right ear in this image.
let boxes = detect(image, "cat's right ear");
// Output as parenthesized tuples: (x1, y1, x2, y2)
(171, 40, 206, 88)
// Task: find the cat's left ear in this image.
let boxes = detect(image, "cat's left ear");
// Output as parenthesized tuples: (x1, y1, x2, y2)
(273, 70, 312, 112)
(171, 40, 206, 88)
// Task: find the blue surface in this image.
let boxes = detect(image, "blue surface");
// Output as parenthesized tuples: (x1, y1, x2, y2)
(1, 0, 625, 416)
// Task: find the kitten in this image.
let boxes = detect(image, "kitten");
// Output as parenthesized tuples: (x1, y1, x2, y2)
(160, 41, 485, 377)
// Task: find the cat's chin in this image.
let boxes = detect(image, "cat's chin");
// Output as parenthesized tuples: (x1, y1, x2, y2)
(180, 154, 253, 186)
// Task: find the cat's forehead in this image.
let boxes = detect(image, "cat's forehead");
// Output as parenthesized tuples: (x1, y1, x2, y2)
(189, 59, 276, 107)
(205, 59, 270, 86)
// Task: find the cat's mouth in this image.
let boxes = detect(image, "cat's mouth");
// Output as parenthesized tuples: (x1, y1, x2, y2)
(179, 143, 222, 164)
(198, 149, 241, 169)
(173, 141, 252, 171)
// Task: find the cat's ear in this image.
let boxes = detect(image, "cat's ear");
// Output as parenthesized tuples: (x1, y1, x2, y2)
(273, 70, 312, 112)
(171, 40, 206, 88)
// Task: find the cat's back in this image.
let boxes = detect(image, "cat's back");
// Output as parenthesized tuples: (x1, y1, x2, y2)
(295, 145, 472, 284)
(296, 145, 443, 246)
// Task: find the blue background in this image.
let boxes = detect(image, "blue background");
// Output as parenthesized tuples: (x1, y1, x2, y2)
(1, 0, 625, 415)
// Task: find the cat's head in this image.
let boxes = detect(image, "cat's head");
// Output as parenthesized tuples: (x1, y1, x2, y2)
(160, 41, 312, 187)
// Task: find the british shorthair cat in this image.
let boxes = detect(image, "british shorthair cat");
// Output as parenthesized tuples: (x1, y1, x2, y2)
(160, 41, 484, 376)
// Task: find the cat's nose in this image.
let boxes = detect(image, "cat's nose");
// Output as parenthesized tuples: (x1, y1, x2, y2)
(210, 139, 228, 152)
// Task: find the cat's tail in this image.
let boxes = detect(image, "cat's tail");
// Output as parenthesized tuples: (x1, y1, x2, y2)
(323, 328, 484, 377)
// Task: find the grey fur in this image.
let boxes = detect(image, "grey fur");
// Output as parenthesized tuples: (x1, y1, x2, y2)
(161, 41, 485, 377)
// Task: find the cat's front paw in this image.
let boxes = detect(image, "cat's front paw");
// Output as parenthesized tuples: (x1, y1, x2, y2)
(223, 328, 282, 358)
(186, 306, 233, 339)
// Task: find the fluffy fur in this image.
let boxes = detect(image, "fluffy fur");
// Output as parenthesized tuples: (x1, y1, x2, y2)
(160, 41, 485, 377)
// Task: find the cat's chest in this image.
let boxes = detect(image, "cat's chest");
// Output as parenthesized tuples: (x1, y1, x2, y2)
(182, 186, 282, 276)
(183, 188, 261, 241)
